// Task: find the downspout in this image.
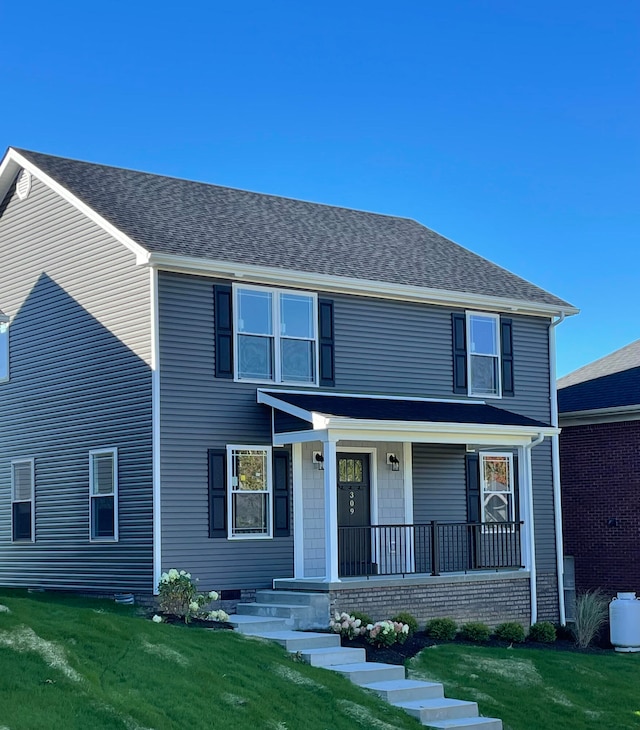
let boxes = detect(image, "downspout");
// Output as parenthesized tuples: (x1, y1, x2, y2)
(525, 432, 545, 625)
(549, 313, 567, 624)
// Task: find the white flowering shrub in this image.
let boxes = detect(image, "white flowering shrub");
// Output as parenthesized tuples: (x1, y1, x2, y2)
(365, 620, 410, 647)
(157, 569, 225, 623)
(329, 612, 366, 640)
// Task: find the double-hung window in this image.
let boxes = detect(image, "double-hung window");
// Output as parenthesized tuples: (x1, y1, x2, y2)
(227, 446, 272, 538)
(11, 459, 34, 541)
(235, 285, 317, 384)
(0, 310, 9, 383)
(467, 312, 501, 397)
(480, 453, 514, 525)
(89, 448, 118, 540)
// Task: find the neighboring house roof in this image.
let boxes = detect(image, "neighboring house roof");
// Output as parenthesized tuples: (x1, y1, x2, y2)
(261, 390, 552, 429)
(558, 339, 640, 414)
(4, 147, 573, 311)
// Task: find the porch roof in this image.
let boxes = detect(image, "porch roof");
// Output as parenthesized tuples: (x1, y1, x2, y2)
(257, 389, 557, 446)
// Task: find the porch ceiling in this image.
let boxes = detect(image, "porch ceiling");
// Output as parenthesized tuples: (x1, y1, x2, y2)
(257, 389, 558, 446)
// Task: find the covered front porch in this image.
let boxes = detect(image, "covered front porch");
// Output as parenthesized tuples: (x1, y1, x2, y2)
(259, 389, 557, 621)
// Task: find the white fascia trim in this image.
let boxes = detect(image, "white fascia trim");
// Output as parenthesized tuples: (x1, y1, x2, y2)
(0, 149, 151, 264)
(272, 423, 557, 447)
(258, 387, 486, 406)
(150, 268, 162, 595)
(559, 404, 640, 426)
(257, 391, 314, 424)
(324, 417, 559, 439)
(147, 253, 579, 318)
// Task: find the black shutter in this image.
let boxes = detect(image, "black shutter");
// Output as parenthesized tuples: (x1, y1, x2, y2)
(318, 298, 335, 387)
(465, 453, 481, 523)
(501, 317, 514, 397)
(208, 449, 227, 538)
(214, 285, 233, 379)
(273, 450, 290, 537)
(452, 313, 467, 394)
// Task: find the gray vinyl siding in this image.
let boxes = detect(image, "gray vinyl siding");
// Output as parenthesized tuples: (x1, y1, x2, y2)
(158, 271, 557, 588)
(412, 444, 468, 523)
(158, 272, 293, 590)
(0, 175, 153, 593)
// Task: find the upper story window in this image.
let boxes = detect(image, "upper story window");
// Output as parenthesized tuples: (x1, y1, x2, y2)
(89, 448, 118, 541)
(12, 459, 34, 542)
(467, 312, 501, 397)
(0, 310, 9, 383)
(234, 285, 318, 385)
(480, 453, 515, 525)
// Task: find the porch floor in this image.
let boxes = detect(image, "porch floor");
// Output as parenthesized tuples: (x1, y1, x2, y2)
(273, 568, 529, 592)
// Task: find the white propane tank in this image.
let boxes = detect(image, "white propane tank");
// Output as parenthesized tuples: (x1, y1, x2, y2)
(609, 592, 640, 652)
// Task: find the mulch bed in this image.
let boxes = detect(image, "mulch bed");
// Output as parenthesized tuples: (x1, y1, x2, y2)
(160, 615, 234, 630)
(339, 632, 613, 665)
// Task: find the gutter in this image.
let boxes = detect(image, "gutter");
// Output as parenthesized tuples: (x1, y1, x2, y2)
(524, 432, 545, 625)
(549, 313, 567, 624)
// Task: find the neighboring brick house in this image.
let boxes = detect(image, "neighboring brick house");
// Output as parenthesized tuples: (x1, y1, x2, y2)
(558, 340, 640, 602)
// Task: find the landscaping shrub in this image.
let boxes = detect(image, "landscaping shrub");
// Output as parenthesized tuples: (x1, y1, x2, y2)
(528, 621, 557, 643)
(329, 612, 366, 640)
(573, 589, 609, 648)
(391, 612, 418, 637)
(157, 569, 226, 623)
(494, 622, 526, 643)
(350, 610, 373, 628)
(425, 617, 457, 641)
(460, 622, 491, 643)
(365, 620, 410, 647)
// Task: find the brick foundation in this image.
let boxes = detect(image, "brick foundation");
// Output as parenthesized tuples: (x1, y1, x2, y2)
(536, 571, 559, 623)
(329, 573, 531, 628)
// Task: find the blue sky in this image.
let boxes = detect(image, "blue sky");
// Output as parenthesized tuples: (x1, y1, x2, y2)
(2, 1, 638, 376)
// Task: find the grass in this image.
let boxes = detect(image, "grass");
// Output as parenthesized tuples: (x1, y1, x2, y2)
(0, 589, 421, 730)
(409, 642, 640, 730)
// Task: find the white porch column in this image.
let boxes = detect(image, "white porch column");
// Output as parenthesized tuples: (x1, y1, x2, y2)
(323, 439, 340, 583)
(292, 443, 304, 579)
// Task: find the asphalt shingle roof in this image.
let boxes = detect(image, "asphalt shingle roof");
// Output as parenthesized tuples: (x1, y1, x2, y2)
(264, 391, 551, 428)
(558, 340, 640, 413)
(15, 148, 572, 309)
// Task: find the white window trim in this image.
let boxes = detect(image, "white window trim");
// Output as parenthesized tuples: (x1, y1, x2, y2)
(479, 451, 515, 529)
(89, 447, 119, 542)
(466, 311, 502, 399)
(232, 283, 319, 386)
(11, 458, 35, 543)
(0, 319, 9, 384)
(226, 444, 273, 540)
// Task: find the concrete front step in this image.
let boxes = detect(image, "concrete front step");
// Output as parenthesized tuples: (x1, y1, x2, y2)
(395, 698, 479, 724)
(299, 646, 366, 667)
(327, 661, 405, 686)
(228, 614, 290, 634)
(425, 718, 502, 730)
(254, 590, 329, 609)
(364, 678, 444, 703)
(236, 602, 316, 619)
(252, 630, 341, 651)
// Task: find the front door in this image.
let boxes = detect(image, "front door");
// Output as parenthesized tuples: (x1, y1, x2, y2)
(337, 452, 372, 576)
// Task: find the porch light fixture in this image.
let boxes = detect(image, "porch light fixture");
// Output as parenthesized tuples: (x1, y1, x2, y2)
(313, 451, 324, 470)
(386, 453, 400, 471)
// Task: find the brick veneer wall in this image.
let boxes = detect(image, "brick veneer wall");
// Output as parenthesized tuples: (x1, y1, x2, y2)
(330, 575, 531, 628)
(536, 571, 559, 623)
(560, 419, 640, 596)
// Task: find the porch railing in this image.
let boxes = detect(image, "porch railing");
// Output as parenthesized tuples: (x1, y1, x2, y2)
(337, 521, 523, 578)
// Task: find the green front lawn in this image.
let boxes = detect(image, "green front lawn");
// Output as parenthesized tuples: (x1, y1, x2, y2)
(408, 642, 640, 730)
(0, 589, 420, 730)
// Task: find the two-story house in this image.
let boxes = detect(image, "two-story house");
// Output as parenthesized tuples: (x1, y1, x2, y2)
(0, 148, 577, 626)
